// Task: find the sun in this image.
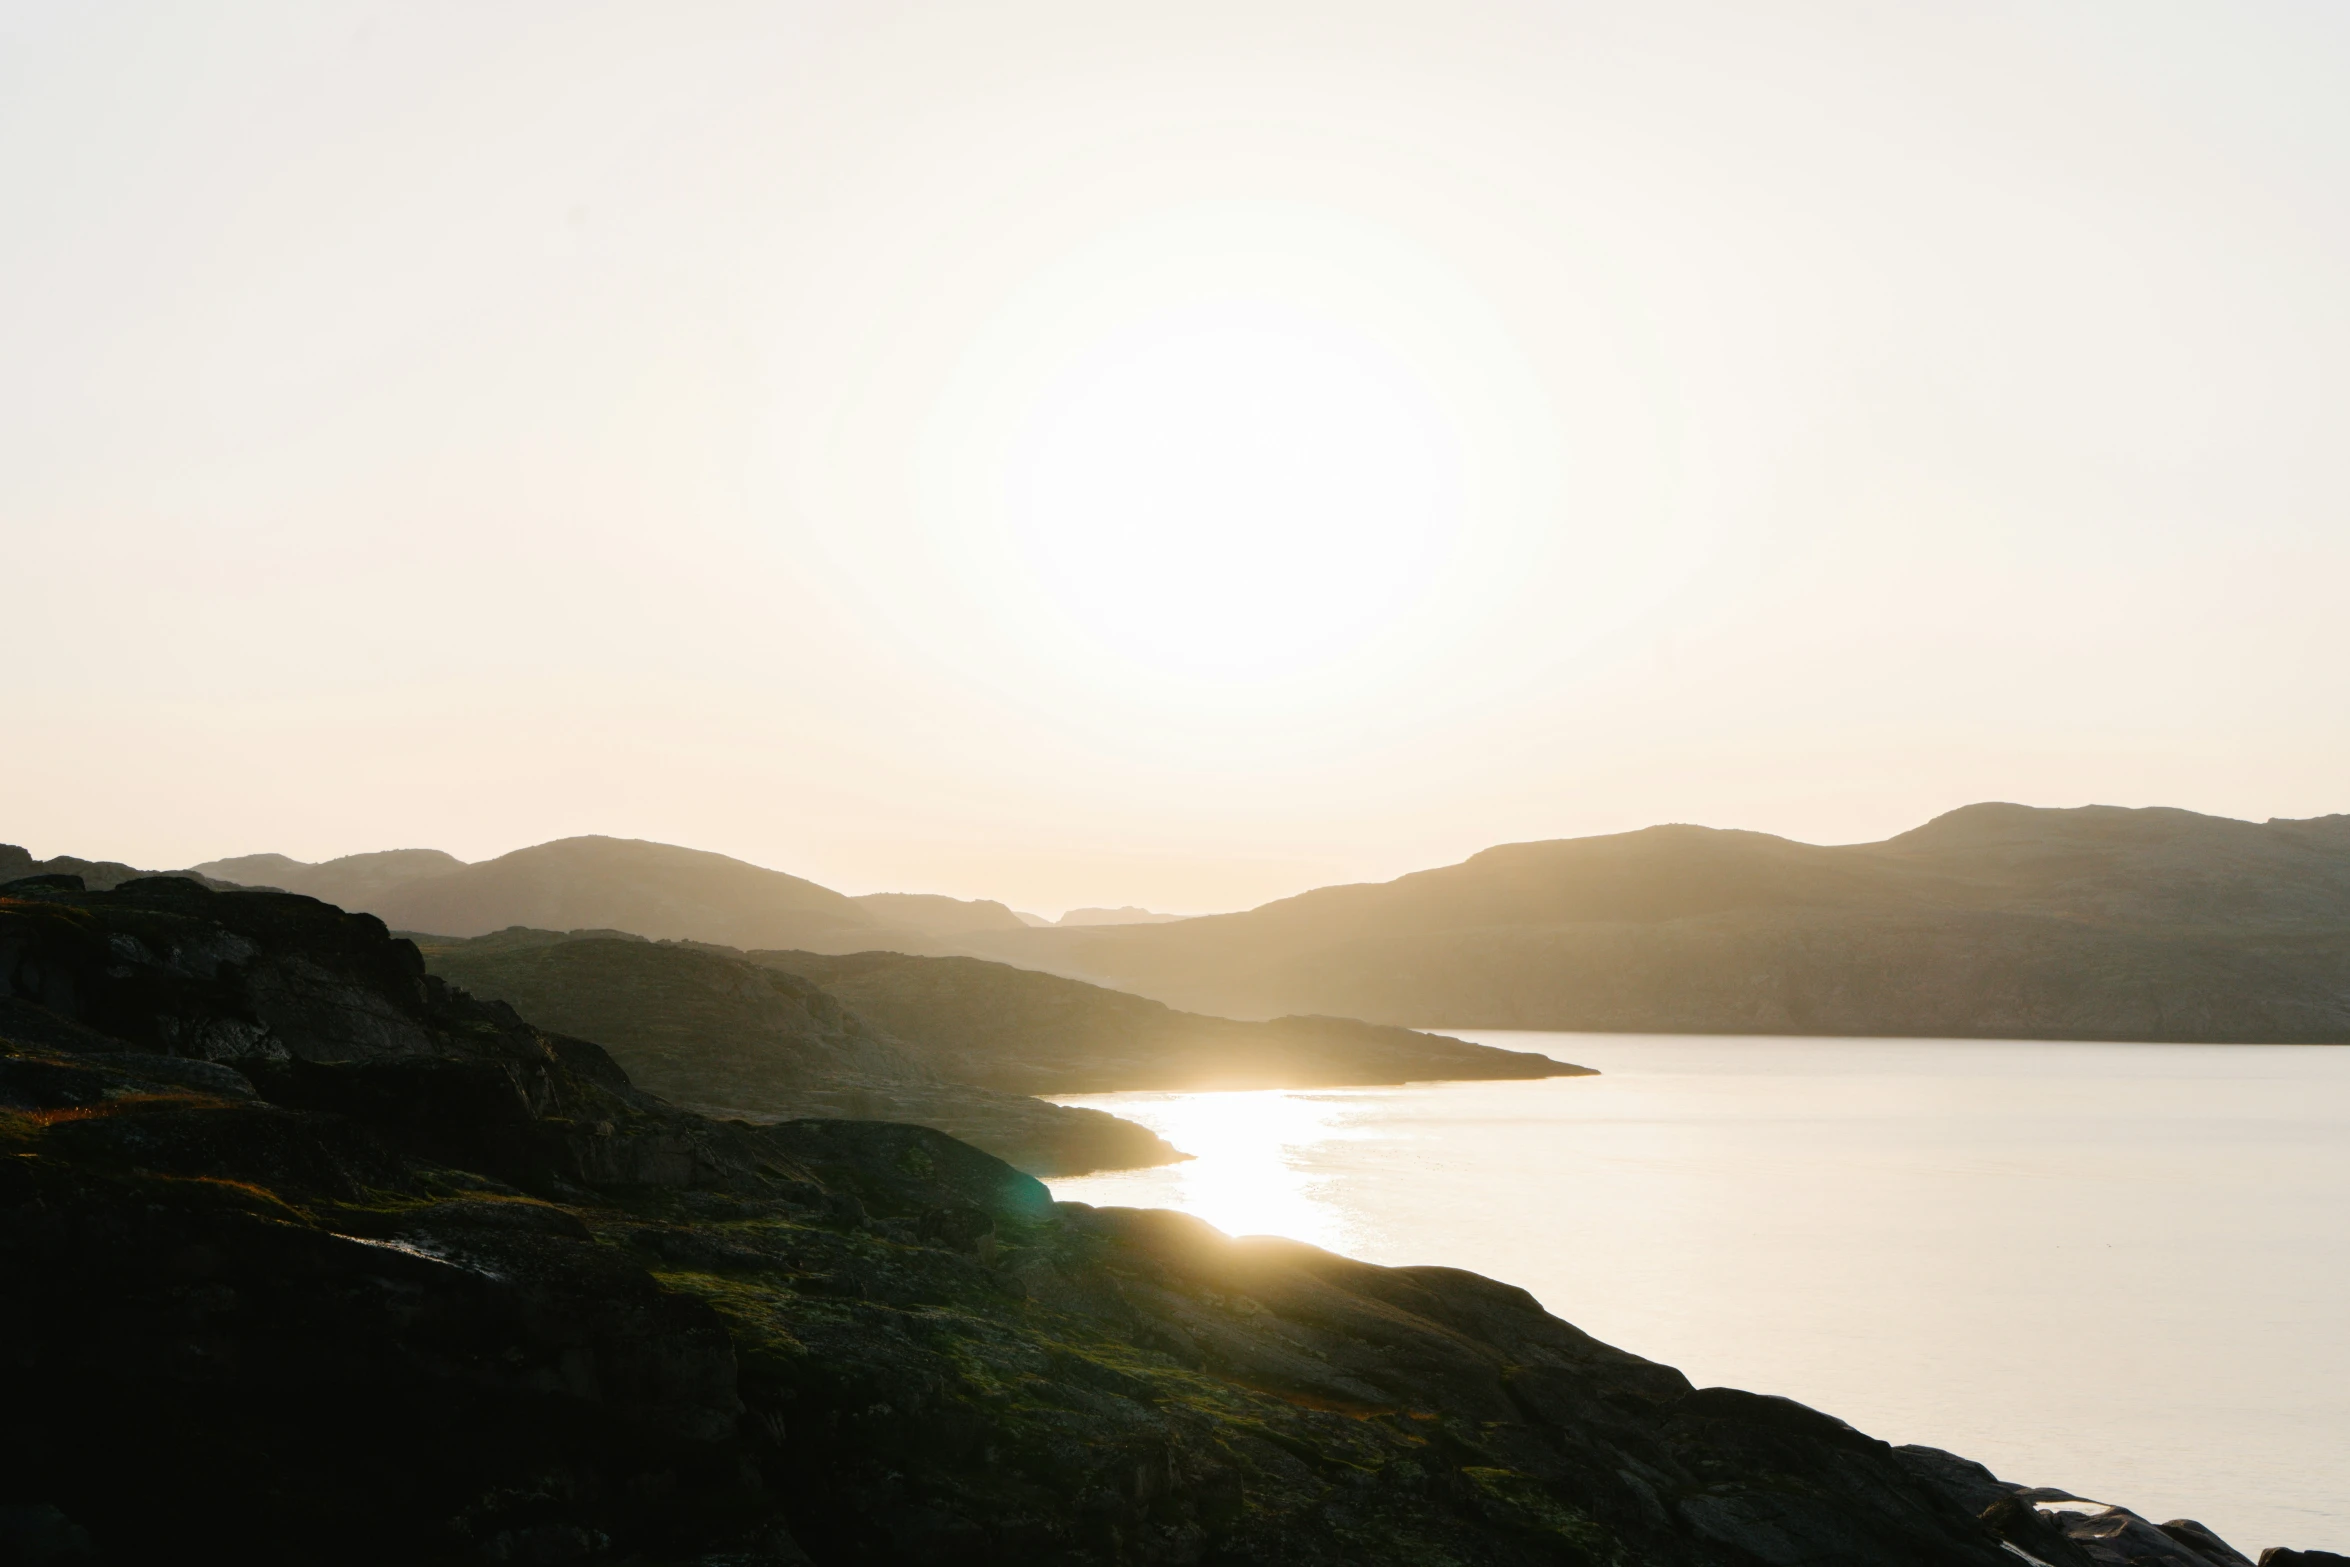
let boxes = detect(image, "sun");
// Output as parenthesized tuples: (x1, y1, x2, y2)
(1004, 303, 1465, 680)
(887, 205, 1596, 710)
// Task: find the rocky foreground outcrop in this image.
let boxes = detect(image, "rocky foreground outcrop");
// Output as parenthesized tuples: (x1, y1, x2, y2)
(1, 874, 2329, 1565)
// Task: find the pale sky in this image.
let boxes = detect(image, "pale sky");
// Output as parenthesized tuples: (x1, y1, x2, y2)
(5, 1, 2347, 915)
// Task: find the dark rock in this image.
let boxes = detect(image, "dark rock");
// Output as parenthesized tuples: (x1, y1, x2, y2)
(400, 1197, 594, 1240)
(1674, 1385, 1873, 1446)
(1, 877, 446, 1062)
(1978, 1493, 2097, 1566)
(2261, 1552, 2350, 1567)
(2055, 1504, 2243, 1567)
(0, 1054, 116, 1110)
(0, 1505, 98, 1565)
(0, 874, 84, 894)
(2164, 1518, 2256, 1566)
(753, 1117, 1054, 1222)
(476, 1523, 608, 1563)
(914, 1202, 994, 1256)
(632, 1226, 771, 1271)
(108, 1052, 259, 1097)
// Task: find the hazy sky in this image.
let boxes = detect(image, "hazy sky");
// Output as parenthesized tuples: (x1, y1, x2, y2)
(6, 1, 2347, 914)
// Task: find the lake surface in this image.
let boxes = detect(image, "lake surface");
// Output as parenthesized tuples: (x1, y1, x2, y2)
(1049, 1034, 2350, 1555)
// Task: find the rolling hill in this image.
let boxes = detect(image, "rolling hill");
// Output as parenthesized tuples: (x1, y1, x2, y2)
(182, 803, 2350, 1040)
(847, 890, 1030, 935)
(412, 928, 1181, 1176)
(953, 804, 2350, 1041)
(194, 847, 467, 908)
(4, 844, 241, 892)
(414, 928, 1583, 1169)
(204, 835, 918, 952)
(362, 836, 893, 950)
(194, 837, 1025, 954)
(747, 947, 1588, 1092)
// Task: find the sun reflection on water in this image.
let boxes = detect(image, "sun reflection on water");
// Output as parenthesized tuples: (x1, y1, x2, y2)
(1045, 1089, 1373, 1252)
(1043, 1040, 2350, 1557)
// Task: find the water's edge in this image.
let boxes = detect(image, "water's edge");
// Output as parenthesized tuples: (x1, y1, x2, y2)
(1050, 1032, 2350, 1553)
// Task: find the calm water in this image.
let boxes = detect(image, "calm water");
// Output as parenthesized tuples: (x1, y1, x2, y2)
(1049, 1034, 2350, 1555)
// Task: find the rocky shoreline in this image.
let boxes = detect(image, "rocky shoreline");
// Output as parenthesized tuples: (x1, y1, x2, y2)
(2, 873, 2338, 1565)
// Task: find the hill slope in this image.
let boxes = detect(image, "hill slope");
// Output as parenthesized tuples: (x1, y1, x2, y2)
(416, 930, 1181, 1176)
(1057, 905, 1191, 926)
(195, 847, 468, 907)
(749, 947, 1589, 1092)
(956, 804, 2350, 1040)
(365, 835, 909, 951)
(193, 837, 1023, 955)
(849, 890, 1029, 935)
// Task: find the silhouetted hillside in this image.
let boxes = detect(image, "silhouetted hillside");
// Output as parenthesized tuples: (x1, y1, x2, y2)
(956, 805, 2350, 1041)
(174, 804, 2350, 1040)
(417, 932, 1180, 1176)
(195, 847, 467, 907)
(0, 878, 2293, 1559)
(1, 844, 240, 892)
(749, 948, 1590, 1092)
(191, 837, 1009, 955)
(363, 835, 912, 951)
(4, 871, 2229, 1565)
(1055, 905, 1191, 926)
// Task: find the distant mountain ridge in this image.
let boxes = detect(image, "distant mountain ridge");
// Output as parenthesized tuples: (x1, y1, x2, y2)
(200, 836, 926, 954)
(1054, 906, 1191, 926)
(848, 891, 1029, 935)
(194, 839, 1179, 943)
(178, 802, 2350, 1041)
(955, 804, 2350, 1041)
(196, 848, 467, 909)
(193, 838, 1038, 954)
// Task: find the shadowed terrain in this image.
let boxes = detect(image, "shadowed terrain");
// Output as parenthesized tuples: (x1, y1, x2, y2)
(412, 929, 1181, 1177)
(2, 869, 2298, 1565)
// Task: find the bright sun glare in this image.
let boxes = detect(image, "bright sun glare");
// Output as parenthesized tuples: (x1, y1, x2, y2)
(893, 205, 1574, 703)
(1009, 306, 1464, 678)
(1048, 1088, 1373, 1254)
